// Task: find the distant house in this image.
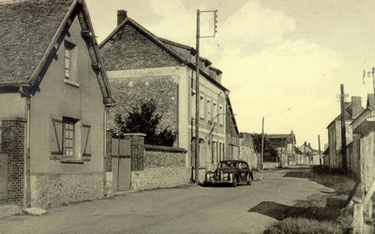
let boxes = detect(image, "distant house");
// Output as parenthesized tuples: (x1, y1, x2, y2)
(99, 10, 236, 182)
(298, 142, 320, 165)
(268, 131, 297, 167)
(326, 96, 364, 170)
(0, 0, 113, 210)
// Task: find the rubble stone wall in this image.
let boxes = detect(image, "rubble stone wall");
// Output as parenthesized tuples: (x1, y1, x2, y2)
(30, 173, 103, 208)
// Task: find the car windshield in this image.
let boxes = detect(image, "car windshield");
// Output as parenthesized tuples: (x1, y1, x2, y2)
(218, 162, 237, 169)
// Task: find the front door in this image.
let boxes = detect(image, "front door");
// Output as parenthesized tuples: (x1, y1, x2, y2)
(0, 154, 7, 201)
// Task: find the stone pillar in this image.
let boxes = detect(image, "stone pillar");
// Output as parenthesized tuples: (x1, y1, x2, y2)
(123, 133, 145, 171)
(1, 118, 26, 206)
(106, 130, 113, 172)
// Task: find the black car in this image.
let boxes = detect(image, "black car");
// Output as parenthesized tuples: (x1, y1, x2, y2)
(204, 160, 253, 187)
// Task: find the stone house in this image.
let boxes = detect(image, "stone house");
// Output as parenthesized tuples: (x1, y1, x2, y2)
(326, 96, 364, 170)
(298, 142, 320, 165)
(268, 131, 297, 167)
(99, 10, 233, 182)
(0, 0, 113, 211)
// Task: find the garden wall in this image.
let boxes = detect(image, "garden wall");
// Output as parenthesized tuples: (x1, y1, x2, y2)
(131, 145, 188, 191)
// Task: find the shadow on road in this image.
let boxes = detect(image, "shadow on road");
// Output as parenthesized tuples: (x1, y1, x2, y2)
(248, 201, 342, 221)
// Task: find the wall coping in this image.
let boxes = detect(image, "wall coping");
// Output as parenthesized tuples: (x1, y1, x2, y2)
(123, 133, 146, 137)
(1, 117, 27, 122)
(144, 144, 187, 153)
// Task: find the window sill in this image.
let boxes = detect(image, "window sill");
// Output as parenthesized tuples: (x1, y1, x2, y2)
(64, 79, 80, 88)
(50, 153, 91, 164)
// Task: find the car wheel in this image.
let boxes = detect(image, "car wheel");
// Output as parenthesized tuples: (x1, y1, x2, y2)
(231, 174, 237, 187)
(247, 174, 252, 185)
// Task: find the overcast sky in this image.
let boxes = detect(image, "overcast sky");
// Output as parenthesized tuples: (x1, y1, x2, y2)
(86, 0, 375, 149)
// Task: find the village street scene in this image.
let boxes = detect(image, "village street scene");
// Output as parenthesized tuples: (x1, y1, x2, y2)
(1, 0, 375, 233)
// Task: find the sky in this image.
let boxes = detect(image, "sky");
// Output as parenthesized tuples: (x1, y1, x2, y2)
(86, 0, 375, 149)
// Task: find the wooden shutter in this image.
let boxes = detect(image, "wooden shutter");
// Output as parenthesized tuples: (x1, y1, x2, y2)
(50, 118, 63, 156)
(82, 124, 91, 157)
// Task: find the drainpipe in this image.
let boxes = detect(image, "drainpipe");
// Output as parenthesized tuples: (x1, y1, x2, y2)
(103, 107, 107, 197)
(26, 98, 31, 207)
(19, 87, 31, 208)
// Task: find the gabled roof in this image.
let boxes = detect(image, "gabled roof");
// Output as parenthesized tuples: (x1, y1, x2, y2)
(327, 101, 365, 128)
(99, 12, 228, 93)
(0, 0, 113, 105)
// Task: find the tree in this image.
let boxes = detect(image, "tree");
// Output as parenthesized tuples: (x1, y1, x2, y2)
(115, 99, 177, 146)
(250, 133, 278, 161)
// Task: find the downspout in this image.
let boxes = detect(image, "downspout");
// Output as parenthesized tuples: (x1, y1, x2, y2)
(19, 87, 31, 208)
(26, 97, 31, 208)
(103, 106, 107, 197)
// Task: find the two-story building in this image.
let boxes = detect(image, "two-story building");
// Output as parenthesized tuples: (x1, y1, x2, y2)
(0, 0, 113, 211)
(99, 10, 236, 182)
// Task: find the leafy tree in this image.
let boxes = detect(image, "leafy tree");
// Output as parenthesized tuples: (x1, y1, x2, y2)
(115, 99, 177, 146)
(250, 133, 278, 161)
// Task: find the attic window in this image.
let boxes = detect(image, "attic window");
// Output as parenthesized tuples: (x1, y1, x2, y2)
(64, 40, 79, 87)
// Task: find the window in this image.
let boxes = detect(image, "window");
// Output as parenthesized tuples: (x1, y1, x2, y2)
(212, 101, 217, 123)
(199, 95, 205, 120)
(206, 99, 211, 123)
(50, 116, 91, 163)
(219, 105, 224, 127)
(64, 40, 79, 86)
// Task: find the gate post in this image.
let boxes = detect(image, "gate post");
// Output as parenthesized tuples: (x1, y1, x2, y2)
(123, 133, 146, 171)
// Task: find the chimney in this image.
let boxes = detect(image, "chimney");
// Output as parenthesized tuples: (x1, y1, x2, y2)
(351, 96, 362, 119)
(117, 10, 127, 26)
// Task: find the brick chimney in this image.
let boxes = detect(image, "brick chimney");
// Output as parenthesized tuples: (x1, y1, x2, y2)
(351, 96, 362, 119)
(117, 10, 127, 26)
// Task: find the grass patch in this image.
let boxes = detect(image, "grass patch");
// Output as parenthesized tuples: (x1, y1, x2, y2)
(264, 166, 357, 234)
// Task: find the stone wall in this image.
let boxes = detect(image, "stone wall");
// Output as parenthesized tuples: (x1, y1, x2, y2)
(131, 145, 187, 191)
(30, 173, 104, 208)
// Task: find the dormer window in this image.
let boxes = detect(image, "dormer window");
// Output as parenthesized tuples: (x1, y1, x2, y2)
(64, 40, 79, 87)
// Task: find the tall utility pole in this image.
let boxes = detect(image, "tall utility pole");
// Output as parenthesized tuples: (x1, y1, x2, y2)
(318, 135, 322, 166)
(194, 9, 200, 183)
(194, 9, 218, 183)
(340, 84, 348, 173)
(260, 117, 264, 170)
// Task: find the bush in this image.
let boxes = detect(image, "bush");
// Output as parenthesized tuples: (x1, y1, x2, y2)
(264, 217, 343, 234)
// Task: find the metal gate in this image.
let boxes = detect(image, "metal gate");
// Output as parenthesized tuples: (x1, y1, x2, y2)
(0, 154, 7, 201)
(112, 138, 131, 191)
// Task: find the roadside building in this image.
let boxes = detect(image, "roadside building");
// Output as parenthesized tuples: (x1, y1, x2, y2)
(326, 96, 364, 170)
(99, 10, 234, 182)
(238, 133, 259, 170)
(0, 0, 113, 211)
(268, 131, 297, 167)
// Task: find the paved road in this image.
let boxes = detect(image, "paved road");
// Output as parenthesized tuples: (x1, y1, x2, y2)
(0, 168, 333, 234)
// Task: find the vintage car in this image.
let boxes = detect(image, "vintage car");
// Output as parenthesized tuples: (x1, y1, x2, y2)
(204, 160, 253, 187)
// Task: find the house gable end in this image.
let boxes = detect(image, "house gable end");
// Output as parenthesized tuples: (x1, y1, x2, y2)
(100, 23, 184, 71)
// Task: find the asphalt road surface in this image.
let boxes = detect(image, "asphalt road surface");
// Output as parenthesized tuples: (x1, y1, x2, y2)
(0, 168, 333, 234)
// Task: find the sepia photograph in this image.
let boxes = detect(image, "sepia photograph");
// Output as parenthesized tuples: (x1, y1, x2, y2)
(0, 0, 375, 233)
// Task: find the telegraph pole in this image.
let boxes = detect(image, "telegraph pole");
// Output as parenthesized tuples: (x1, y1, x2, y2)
(194, 9, 200, 183)
(318, 135, 322, 166)
(194, 9, 218, 183)
(340, 84, 348, 173)
(260, 117, 264, 170)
